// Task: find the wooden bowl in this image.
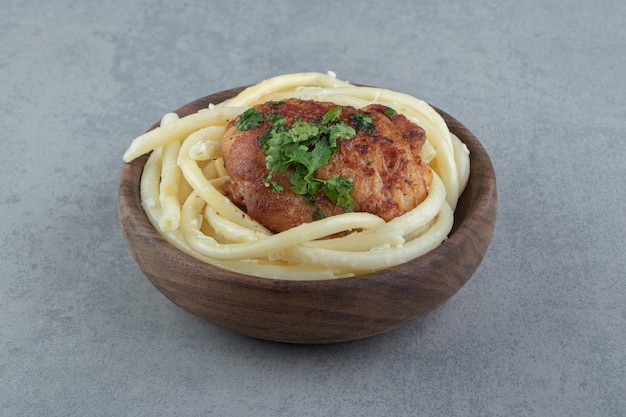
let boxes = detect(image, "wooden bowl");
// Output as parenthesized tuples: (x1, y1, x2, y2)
(118, 87, 497, 344)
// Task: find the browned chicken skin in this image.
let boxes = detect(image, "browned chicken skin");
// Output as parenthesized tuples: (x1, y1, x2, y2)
(220, 99, 431, 233)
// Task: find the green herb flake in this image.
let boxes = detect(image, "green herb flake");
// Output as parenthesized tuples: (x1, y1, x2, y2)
(267, 113, 287, 127)
(289, 118, 320, 143)
(323, 175, 355, 211)
(350, 112, 374, 131)
(321, 106, 343, 124)
(326, 122, 356, 147)
(263, 172, 284, 192)
(312, 207, 327, 221)
(385, 106, 398, 116)
(235, 108, 264, 130)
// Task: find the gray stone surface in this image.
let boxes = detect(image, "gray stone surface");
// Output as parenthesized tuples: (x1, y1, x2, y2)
(1, 1, 625, 416)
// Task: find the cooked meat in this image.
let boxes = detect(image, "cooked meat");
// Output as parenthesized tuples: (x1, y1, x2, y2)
(220, 98, 431, 233)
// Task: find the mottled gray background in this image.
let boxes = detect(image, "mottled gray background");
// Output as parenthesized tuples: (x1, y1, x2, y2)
(1, 1, 625, 416)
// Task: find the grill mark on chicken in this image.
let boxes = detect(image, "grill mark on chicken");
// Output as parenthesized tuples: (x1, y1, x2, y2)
(220, 99, 432, 233)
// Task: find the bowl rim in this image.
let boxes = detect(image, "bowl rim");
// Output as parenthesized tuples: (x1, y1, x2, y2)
(118, 87, 497, 288)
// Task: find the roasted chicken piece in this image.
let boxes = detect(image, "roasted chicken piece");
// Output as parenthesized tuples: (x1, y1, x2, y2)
(220, 99, 431, 233)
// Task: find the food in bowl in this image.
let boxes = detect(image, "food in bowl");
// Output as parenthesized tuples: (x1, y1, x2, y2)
(122, 72, 470, 280)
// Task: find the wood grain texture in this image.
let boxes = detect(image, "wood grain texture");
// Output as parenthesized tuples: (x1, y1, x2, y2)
(118, 88, 497, 344)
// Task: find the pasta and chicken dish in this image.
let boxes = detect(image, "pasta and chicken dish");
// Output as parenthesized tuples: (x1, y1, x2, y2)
(122, 72, 470, 280)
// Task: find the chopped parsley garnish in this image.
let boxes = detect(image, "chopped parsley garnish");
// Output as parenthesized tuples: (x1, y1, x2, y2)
(385, 106, 398, 116)
(322, 175, 355, 210)
(241, 105, 357, 212)
(321, 106, 342, 124)
(312, 207, 327, 221)
(350, 112, 374, 131)
(235, 108, 264, 130)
